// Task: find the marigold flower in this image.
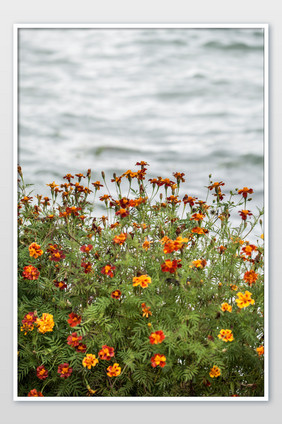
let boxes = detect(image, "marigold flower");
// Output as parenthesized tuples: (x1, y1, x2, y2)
(221, 303, 232, 313)
(241, 245, 257, 257)
(230, 284, 238, 291)
(238, 187, 253, 198)
(132, 274, 152, 288)
(36, 313, 55, 334)
(80, 244, 93, 254)
(218, 329, 234, 342)
(161, 259, 182, 273)
(21, 311, 37, 334)
(98, 345, 115, 360)
(136, 161, 149, 167)
(21, 195, 33, 204)
(67, 332, 82, 347)
(141, 302, 152, 318)
(57, 363, 73, 378)
(28, 243, 43, 258)
(92, 181, 103, 190)
(101, 264, 116, 278)
(22, 265, 40, 280)
(142, 237, 151, 251)
(208, 181, 225, 190)
(173, 172, 185, 183)
(53, 280, 67, 290)
(81, 261, 92, 274)
(36, 365, 48, 380)
(28, 389, 43, 397)
(49, 249, 66, 262)
(63, 173, 74, 181)
(113, 233, 127, 245)
(256, 345, 264, 356)
(67, 312, 82, 327)
(191, 227, 209, 235)
(217, 245, 227, 254)
(235, 291, 255, 309)
(190, 212, 205, 221)
(107, 363, 121, 377)
(239, 210, 252, 221)
(183, 195, 197, 206)
(243, 270, 258, 286)
(111, 290, 122, 299)
(190, 259, 207, 269)
(151, 354, 166, 368)
(149, 330, 165, 345)
(209, 366, 221, 378)
(75, 343, 87, 353)
(115, 208, 130, 218)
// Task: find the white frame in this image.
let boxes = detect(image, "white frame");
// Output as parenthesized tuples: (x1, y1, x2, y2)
(13, 23, 269, 401)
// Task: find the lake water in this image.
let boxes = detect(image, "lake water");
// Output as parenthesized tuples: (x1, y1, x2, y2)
(18, 27, 264, 229)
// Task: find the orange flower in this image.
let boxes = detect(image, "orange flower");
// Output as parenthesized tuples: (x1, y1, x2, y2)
(48, 248, 66, 262)
(256, 345, 264, 356)
(239, 210, 252, 221)
(67, 312, 82, 327)
(21, 312, 37, 334)
(209, 366, 221, 378)
(151, 354, 166, 368)
(75, 343, 87, 353)
(238, 187, 253, 198)
(161, 259, 182, 273)
(243, 270, 258, 286)
(235, 291, 255, 309)
(218, 329, 234, 342)
(28, 243, 43, 258)
(141, 302, 152, 318)
(92, 181, 103, 190)
(208, 181, 225, 190)
(53, 280, 67, 290)
(101, 264, 116, 278)
(36, 313, 54, 334)
(221, 303, 232, 313)
(149, 330, 165, 345)
(36, 365, 48, 380)
(132, 274, 152, 288)
(190, 259, 207, 269)
(107, 363, 121, 377)
(183, 195, 197, 206)
(173, 172, 185, 183)
(28, 389, 43, 397)
(113, 233, 127, 245)
(22, 265, 40, 280)
(82, 354, 99, 369)
(217, 245, 227, 254)
(67, 332, 82, 347)
(115, 208, 129, 218)
(57, 363, 73, 378)
(191, 227, 209, 235)
(241, 245, 257, 257)
(190, 212, 205, 221)
(142, 238, 151, 251)
(111, 290, 122, 299)
(98, 345, 115, 360)
(230, 284, 238, 291)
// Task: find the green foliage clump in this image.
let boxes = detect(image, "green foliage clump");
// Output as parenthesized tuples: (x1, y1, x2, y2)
(17, 163, 264, 398)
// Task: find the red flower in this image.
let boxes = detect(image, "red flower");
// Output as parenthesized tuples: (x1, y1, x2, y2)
(75, 343, 87, 353)
(238, 187, 253, 198)
(98, 345, 115, 360)
(113, 233, 127, 245)
(183, 195, 197, 206)
(244, 270, 258, 286)
(161, 259, 182, 273)
(241, 245, 257, 257)
(115, 208, 130, 218)
(67, 312, 82, 327)
(101, 264, 116, 278)
(57, 363, 73, 379)
(111, 290, 122, 299)
(81, 261, 92, 273)
(28, 389, 43, 397)
(53, 280, 67, 290)
(22, 265, 40, 280)
(80, 244, 93, 254)
(36, 365, 48, 380)
(239, 210, 252, 221)
(49, 249, 66, 262)
(151, 354, 166, 368)
(149, 330, 165, 345)
(67, 332, 82, 347)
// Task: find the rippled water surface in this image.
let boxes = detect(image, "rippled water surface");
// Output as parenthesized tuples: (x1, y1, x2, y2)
(19, 28, 264, 223)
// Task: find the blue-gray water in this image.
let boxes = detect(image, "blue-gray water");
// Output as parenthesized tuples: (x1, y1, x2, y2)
(19, 28, 264, 228)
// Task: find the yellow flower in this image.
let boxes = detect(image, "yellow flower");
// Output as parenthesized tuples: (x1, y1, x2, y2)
(221, 303, 232, 313)
(82, 354, 99, 369)
(36, 313, 55, 334)
(256, 345, 264, 356)
(235, 291, 255, 309)
(218, 329, 234, 342)
(209, 366, 221, 378)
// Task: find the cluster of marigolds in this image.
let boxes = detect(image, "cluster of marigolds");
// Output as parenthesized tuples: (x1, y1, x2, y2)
(18, 163, 264, 397)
